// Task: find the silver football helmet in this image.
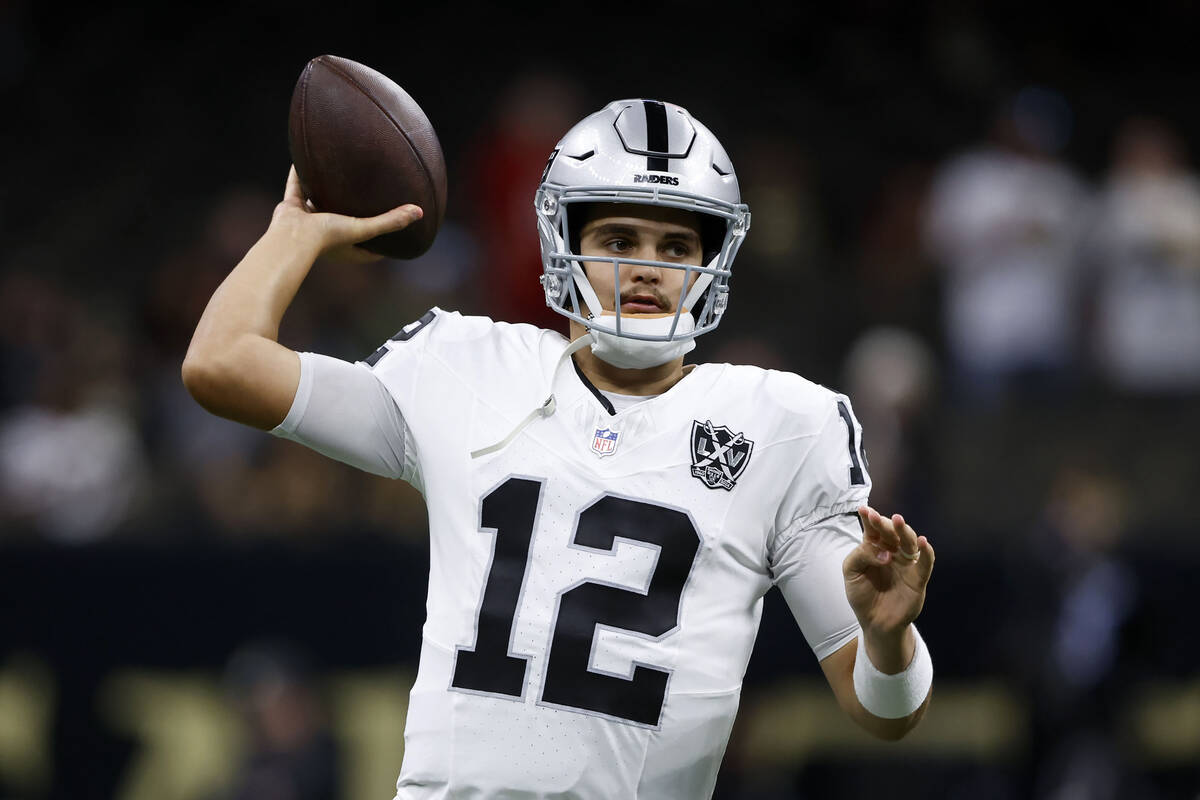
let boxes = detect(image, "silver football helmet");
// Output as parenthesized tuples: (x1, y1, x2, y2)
(535, 99, 751, 362)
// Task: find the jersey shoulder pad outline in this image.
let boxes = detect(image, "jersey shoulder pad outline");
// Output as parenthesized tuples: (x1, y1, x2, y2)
(758, 368, 843, 428)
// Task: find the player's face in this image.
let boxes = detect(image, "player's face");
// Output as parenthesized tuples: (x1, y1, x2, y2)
(578, 205, 704, 316)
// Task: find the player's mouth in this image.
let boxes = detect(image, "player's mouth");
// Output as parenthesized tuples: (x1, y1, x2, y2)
(620, 293, 668, 314)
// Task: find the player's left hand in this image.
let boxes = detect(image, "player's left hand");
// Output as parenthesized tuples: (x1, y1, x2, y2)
(842, 506, 935, 637)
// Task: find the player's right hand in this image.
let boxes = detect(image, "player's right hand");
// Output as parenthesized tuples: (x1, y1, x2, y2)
(270, 165, 423, 263)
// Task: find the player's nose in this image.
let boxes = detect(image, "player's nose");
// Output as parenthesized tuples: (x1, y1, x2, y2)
(626, 252, 662, 284)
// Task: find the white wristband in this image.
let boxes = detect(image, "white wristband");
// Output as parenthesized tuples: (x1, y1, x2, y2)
(853, 625, 933, 719)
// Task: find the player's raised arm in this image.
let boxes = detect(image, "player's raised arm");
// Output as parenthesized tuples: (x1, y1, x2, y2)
(181, 166, 422, 430)
(819, 506, 935, 740)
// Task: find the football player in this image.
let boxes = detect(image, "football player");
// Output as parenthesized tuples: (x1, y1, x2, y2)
(184, 99, 936, 799)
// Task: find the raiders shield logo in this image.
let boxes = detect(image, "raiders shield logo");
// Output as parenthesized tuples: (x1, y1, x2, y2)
(690, 420, 754, 491)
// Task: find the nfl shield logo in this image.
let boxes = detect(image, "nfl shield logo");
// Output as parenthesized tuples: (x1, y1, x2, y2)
(690, 420, 754, 491)
(591, 428, 620, 457)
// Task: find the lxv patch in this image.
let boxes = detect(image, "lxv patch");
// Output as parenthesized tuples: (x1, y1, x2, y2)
(690, 420, 753, 491)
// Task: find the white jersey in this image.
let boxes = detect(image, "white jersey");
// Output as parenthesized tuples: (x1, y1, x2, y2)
(273, 308, 872, 799)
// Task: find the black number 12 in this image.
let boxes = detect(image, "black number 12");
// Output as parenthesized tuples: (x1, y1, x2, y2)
(450, 477, 701, 727)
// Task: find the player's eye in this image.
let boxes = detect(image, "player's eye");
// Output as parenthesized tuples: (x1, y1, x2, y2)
(662, 242, 694, 260)
(605, 238, 633, 252)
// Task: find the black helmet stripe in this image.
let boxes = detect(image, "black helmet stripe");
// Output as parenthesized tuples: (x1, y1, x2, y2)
(643, 100, 670, 171)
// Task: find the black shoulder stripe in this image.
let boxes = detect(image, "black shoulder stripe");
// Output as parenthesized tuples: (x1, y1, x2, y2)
(390, 309, 437, 342)
(363, 309, 437, 366)
(836, 400, 868, 486)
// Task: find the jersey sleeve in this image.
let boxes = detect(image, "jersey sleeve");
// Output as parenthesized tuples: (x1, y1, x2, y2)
(769, 511, 862, 660)
(768, 393, 872, 660)
(358, 306, 501, 416)
(271, 351, 416, 482)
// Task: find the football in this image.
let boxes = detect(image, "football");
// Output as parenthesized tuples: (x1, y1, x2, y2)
(288, 54, 447, 259)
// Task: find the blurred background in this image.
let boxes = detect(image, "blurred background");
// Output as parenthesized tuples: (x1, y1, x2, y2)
(1, 1, 1199, 798)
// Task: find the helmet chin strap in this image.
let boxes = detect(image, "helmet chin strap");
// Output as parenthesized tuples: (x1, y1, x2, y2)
(567, 258, 714, 369)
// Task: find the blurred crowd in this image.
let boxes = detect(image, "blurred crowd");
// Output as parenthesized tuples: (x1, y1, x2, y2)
(2, 76, 1198, 549)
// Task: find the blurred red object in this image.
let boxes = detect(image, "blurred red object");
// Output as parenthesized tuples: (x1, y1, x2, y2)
(463, 73, 585, 332)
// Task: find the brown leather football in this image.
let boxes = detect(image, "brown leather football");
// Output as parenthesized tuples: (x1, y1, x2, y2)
(288, 55, 447, 259)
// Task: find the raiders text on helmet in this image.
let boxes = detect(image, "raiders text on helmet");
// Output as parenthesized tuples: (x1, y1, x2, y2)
(632, 174, 680, 185)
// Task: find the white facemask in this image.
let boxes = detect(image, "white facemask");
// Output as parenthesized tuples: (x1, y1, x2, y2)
(586, 312, 696, 369)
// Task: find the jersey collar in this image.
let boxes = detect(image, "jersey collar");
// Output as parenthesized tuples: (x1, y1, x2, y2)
(571, 358, 618, 416)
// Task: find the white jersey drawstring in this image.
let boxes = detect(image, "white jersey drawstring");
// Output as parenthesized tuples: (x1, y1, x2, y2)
(470, 334, 594, 459)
